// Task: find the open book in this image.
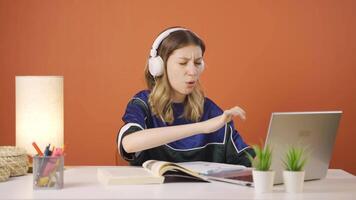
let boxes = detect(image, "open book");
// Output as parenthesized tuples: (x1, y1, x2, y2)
(97, 160, 250, 185)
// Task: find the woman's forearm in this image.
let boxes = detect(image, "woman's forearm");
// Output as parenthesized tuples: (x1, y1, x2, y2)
(121, 108, 242, 154)
(122, 122, 207, 153)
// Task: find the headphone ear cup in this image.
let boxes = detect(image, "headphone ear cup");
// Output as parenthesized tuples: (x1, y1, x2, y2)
(148, 56, 164, 77)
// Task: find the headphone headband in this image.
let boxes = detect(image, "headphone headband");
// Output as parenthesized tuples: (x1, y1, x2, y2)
(150, 27, 187, 57)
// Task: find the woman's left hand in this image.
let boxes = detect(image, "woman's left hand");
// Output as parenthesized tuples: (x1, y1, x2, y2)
(200, 106, 246, 134)
(222, 106, 246, 123)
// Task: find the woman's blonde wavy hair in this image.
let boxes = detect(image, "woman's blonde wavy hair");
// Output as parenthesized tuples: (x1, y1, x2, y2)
(144, 28, 206, 124)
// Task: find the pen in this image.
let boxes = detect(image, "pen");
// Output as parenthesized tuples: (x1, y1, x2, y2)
(38, 144, 51, 179)
(32, 142, 44, 156)
(44, 144, 51, 156)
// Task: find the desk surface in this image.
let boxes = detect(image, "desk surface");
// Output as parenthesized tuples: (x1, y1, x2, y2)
(0, 167, 355, 200)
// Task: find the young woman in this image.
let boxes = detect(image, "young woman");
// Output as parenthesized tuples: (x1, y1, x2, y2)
(117, 27, 255, 166)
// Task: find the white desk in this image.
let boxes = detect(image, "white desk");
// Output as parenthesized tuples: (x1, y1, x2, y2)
(0, 167, 355, 199)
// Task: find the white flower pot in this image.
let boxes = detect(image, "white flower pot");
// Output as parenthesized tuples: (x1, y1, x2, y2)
(283, 171, 305, 193)
(252, 170, 275, 193)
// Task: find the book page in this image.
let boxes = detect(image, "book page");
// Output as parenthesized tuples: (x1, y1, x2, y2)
(143, 160, 200, 177)
(177, 161, 246, 175)
(204, 168, 253, 186)
(142, 160, 170, 176)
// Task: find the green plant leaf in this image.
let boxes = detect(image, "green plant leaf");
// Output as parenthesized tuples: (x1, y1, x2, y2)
(283, 146, 308, 171)
(248, 143, 272, 171)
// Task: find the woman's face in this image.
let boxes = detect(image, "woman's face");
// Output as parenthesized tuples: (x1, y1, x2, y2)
(166, 45, 204, 102)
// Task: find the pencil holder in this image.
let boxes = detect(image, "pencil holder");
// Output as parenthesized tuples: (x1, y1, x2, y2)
(33, 155, 64, 189)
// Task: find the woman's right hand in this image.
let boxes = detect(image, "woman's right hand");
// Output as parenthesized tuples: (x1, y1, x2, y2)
(200, 106, 246, 134)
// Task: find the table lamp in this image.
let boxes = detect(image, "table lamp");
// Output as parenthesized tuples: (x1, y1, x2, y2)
(16, 76, 64, 156)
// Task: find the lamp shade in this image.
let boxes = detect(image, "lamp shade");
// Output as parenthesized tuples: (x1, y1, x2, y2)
(16, 76, 64, 155)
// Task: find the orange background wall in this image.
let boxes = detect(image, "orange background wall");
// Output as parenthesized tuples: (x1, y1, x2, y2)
(0, 0, 355, 174)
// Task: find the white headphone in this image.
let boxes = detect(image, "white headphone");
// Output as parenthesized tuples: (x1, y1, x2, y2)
(148, 27, 205, 77)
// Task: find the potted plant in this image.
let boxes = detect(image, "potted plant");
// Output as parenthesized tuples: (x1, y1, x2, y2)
(247, 144, 274, 193)
(282, 146, 308, 193)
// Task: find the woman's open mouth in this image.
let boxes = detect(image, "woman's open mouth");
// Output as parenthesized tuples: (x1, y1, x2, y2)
(186, 81, 196, 88)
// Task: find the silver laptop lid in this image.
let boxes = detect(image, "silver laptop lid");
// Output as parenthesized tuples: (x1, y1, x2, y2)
(265, 111, 342, 184)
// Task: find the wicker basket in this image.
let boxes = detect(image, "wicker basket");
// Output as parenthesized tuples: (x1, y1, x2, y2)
(0, 165, 10, 182)
(0, 146, 29, 178)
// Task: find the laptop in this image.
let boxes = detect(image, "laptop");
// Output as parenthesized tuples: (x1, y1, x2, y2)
(205, 111, 342, 186)
(267, 111, 342, 184)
